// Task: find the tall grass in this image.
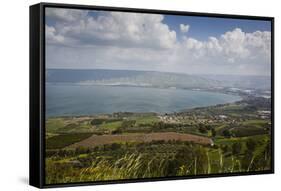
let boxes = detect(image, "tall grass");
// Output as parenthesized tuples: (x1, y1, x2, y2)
(46, 140, 271, 184)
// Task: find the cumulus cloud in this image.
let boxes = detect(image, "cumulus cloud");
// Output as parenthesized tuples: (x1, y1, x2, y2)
(45, 8, 88, 22)
(46, 8, 177, 49)
(45, 8, 271, 76)
(180, 24, 190, 33)
(182, 28, 270, 63)
(46, 25, 64, 44)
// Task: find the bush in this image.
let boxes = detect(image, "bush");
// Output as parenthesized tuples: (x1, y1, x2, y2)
(90, 119, 105, 125)
(222, 129, 231, 138)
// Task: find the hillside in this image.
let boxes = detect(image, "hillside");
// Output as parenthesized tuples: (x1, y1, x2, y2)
(46, 69, 270, 90)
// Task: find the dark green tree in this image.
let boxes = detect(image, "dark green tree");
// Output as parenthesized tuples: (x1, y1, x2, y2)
(198, 124, 207, 134)
(222, 129, 231, 138)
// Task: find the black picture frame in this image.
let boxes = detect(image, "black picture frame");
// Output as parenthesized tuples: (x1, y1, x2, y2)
(30, 2, 274, 188)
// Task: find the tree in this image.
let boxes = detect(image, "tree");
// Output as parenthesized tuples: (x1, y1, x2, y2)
(111, 128, 122, 134)
(222, 129, 231, 138)
(205, 125, 212, 130)
(121, 120, 136, 129)
(198, 124, 207, 134)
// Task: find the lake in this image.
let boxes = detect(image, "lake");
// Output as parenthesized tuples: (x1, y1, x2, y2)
(46, 84, 241, 117)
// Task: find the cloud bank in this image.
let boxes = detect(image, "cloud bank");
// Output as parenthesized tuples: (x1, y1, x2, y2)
(46, 8, 271, 76)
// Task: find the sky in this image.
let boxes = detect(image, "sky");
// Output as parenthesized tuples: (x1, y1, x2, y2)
(45, 7, 271, 76)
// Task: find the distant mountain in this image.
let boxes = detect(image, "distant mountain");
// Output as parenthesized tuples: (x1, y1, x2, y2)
(197, 74, 271, 90)
(46, 69, 271, 90)
(46, 69, 222, 89)
(46, 69, 144, 83)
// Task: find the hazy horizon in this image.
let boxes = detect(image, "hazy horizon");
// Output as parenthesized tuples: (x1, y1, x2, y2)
(46, 67, 271, 77)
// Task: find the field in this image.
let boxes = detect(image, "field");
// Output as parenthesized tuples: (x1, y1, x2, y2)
(67, 132, 213, 149)
(45, 97, 272, 184)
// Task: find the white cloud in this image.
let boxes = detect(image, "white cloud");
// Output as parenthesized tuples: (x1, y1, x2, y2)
(220, 28, 249, 59)
(46, 8, 271, 76)
(180, 24, 190, 33)
(46, 9, 177, 50)
(182, 28, 270, 63)
(45, 8, 88, 22)
(46, 25, 64, 44)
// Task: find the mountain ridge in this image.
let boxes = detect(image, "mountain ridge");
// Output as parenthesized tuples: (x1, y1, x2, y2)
(46, 69, 270, 90)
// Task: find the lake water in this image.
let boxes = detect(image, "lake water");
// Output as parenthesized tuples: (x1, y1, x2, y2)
(46, 84, 241, 117)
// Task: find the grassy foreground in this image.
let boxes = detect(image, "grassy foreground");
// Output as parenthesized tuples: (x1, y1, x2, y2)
(45, 97, 272, 184)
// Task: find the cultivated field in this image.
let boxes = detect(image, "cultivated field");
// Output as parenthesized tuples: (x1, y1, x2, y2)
(67, 132, 213, 149)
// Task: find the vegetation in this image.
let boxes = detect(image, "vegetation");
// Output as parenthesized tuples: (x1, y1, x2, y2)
(46, 133, 93, 149)
(46, 137, 271, 184)
(45, 97, 272, 184)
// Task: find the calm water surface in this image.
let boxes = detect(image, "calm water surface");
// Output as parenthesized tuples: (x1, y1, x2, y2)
(46, 84, 241, 117)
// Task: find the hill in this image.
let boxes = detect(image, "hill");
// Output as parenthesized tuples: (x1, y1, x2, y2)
(46, 69, 270, 90)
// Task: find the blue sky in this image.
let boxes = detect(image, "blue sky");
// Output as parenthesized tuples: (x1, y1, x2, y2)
(163, 15, 271, 40)
(46, 10, 271, 41)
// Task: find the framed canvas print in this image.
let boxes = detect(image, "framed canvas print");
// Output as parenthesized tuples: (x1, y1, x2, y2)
(30, 2, 274, 188)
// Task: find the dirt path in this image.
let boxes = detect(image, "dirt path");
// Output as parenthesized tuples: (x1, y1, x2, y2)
(67, 132, 213, 149)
